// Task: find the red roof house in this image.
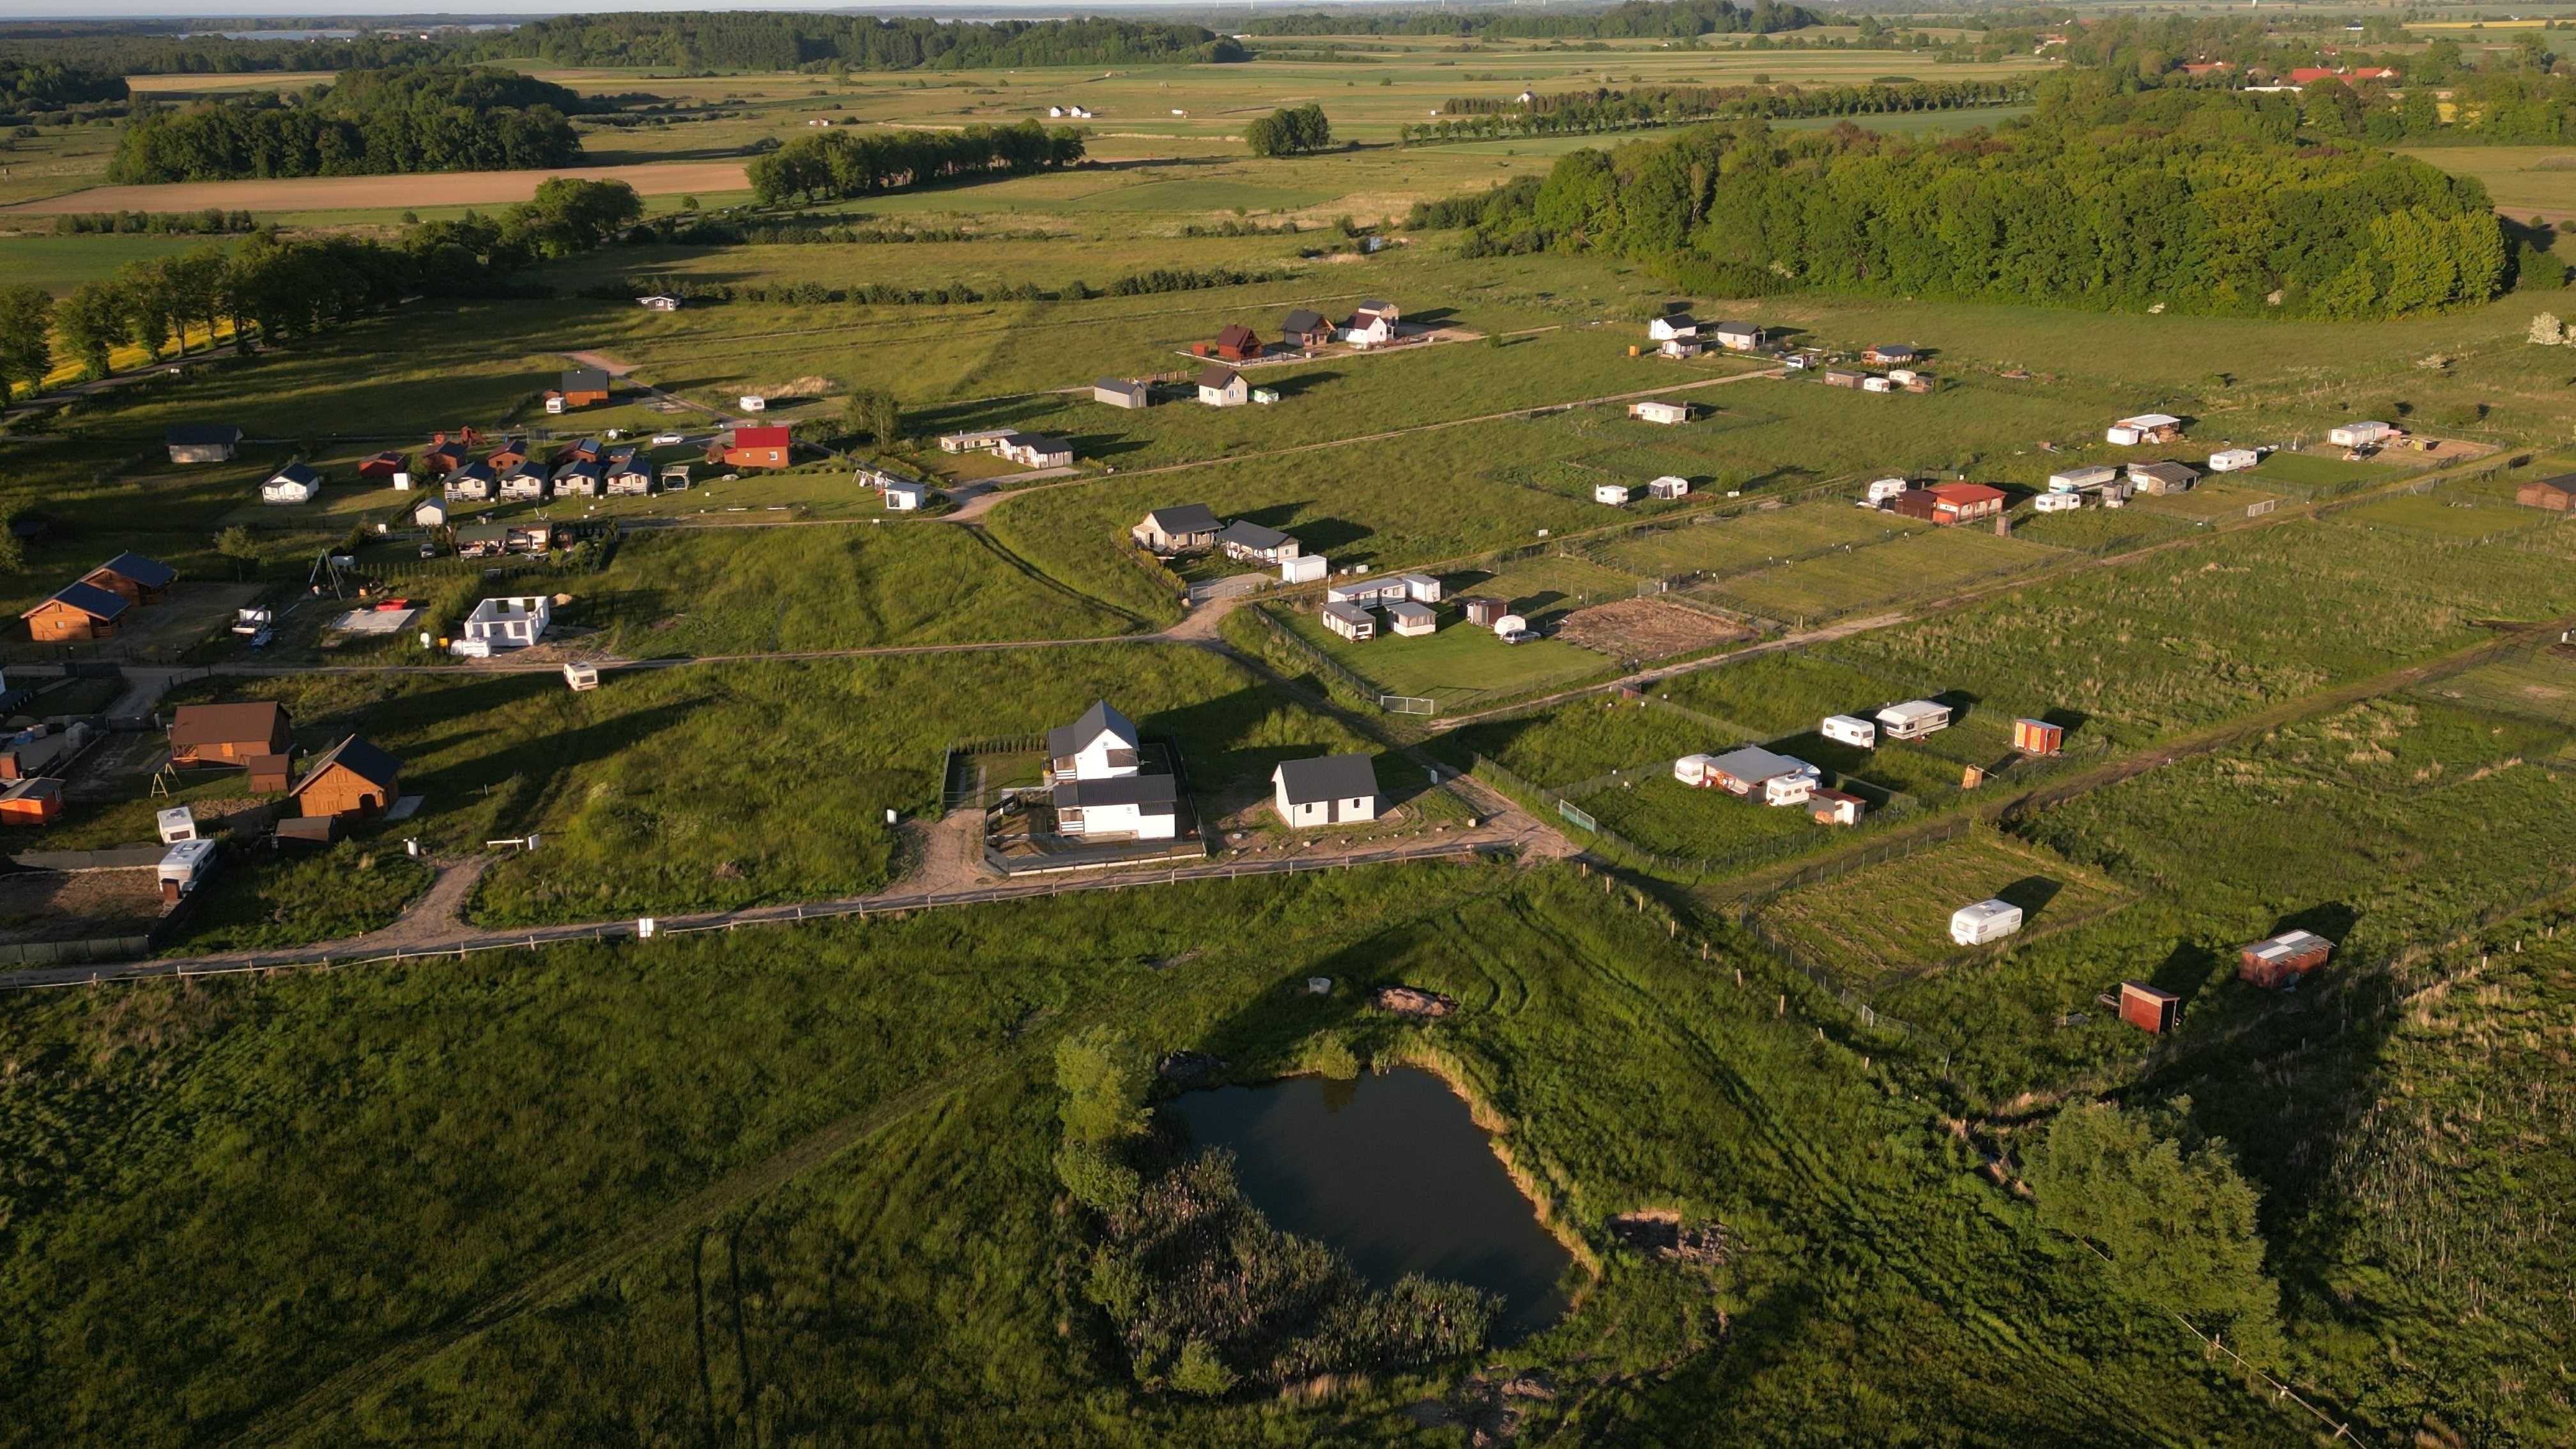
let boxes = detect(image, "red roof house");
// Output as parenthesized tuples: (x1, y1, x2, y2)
(722, 425, 793, 470)
(1891, 484, 2007, 526)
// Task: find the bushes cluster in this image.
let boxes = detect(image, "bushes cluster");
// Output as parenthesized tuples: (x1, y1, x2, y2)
(605, 263, 1284, 309)
(1407, 78, 2027, 145)
(50, 208, 256, 236)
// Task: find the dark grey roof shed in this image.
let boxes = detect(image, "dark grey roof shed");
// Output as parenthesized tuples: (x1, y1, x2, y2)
(1274, 753, 1377, 807)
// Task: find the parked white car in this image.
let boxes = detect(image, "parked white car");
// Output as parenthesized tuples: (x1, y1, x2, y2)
(652, 431, 687, 446)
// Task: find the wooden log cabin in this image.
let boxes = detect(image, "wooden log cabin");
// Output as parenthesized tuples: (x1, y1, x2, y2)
(288, 735, 401, 820)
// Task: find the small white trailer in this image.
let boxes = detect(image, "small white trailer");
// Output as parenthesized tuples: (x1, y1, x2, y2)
(1949, 898, 2025, 946)
(1820, 714, 1878, 748)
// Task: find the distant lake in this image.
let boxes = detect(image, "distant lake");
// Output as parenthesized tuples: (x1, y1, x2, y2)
(1169, 1066, 1575, 1340)
(184, 31, 362, 42)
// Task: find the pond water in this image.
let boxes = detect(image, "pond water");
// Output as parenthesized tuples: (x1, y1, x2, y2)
(1169, 1066, 1574, 1340)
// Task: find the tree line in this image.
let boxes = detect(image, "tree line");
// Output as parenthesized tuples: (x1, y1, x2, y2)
(610, 263, 1288, 309)
(1407, 79, 2030, 145)
(107, 66, 586, 183)
(1244, 0, 1816, 40)
(0, 177, 643, 402)
(0, 31, 446, 76)
(50, 208, 256, 236)
(455, 13, 1242, 72)
(1432, 80, 2506, 321)
(746, 120, 1083, 204)
(0, 57, 122, 118)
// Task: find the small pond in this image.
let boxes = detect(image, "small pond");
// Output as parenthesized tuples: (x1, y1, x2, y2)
(1170, 1066, 1575, 1340)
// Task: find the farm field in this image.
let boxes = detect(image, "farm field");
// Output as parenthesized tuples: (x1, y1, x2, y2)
(0, 160, 754, 217)
(1584, 497, 1903, 578)
(0, 234, 234, 296)
(563, 525, 1145, 656)
(1754, 828, 2136, 986)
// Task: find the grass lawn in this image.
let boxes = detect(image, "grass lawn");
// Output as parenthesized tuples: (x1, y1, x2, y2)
(2235, 450, 2408, 495)
(1703, 526, 2060, 624)
(0, 234, 231, 296)
(1755, 829, 2135, 986)
(2331, 489, 2547, 541)
(565, 524, 1144, 657)
(1269, 601, 1613, 712)
(1586, 498, 1903, 579)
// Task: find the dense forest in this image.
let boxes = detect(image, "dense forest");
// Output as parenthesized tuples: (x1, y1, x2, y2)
(0, 57, 122, 115)
(746, 120, 1085, 204)
(1426, 77, 2506, 321)
(1413, 78, 2030, 144)
(1244, 0, 1817, 40)
(105, 66, 586, 184)
(459, 14, 1241, 72)
(0, 32, 445, 76)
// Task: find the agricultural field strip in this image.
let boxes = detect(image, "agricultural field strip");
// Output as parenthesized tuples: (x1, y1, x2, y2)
(203, 872, 1538, 1446)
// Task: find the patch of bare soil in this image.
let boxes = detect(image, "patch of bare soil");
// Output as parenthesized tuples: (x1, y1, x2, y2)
(1371, 985, 1457, 1018)
(1553, 597, 1752, 661)
(0, 868, 165, 942)
(1607, 1209, 1735, 1265)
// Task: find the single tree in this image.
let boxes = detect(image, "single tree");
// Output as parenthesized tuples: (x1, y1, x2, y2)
(1054, 1027, 1152, 1146)
(56, 281, 129, 380)
(214, 524, 260, 581)
(0, 284, 55, 400)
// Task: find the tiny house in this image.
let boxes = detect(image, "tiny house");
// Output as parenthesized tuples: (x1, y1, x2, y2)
(2012, 718, 2064, 756)
(1808, 788, 1866, 826)
(1322, 601, 1376, 641)
(1949, 899, 2024, 946)
(1460, 597, 1506, 627)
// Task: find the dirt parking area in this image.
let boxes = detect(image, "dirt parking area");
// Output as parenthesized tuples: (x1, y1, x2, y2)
(1553, 597, 1752, 660)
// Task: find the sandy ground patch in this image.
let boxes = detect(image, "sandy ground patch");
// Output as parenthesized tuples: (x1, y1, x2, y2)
(1553, 597, 1752, 661)
(4, 160, 750, 215)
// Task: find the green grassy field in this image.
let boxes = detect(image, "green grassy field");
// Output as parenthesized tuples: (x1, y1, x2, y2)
(0, 234, 233, 295)
(566, 523, 1145, 656)
(1756, 829, 2136, 986)
(1704, 526, 2062, 624)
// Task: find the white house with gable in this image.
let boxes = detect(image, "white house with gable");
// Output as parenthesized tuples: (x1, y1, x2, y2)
(1045, 700, 1177, 840)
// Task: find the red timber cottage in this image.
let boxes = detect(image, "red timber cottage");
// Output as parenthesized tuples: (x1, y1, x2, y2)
(722, 425, 793, 470)
(82, 552, 176, 606)
(1890, 484, 2006, 525)
(1198, 324, 1262, 362)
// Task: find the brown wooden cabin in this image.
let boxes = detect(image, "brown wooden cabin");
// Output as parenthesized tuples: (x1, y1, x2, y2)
(169, 702, 293, 769)
(22, 582, 130, 642)
(289, 735, 401, 820)
(82, 552, 178, 606)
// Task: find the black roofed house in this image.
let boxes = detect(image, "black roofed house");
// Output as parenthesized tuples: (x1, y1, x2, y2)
(551, 436, 602, 467)
(1864, 344, 1918, 365)
(1272, 753, 1379, 828)
(1216, 519, 1300, 564)
(422, 440, 468, 477)
(1051, 772, 1177, 841)
(496, 461, 551, 502)
(165, 424, 243, 464)
(1047, 700, 1142, 783)
(486, 437, 530, 471)
(1132, 504, 1222, 554)
(1712, 321, 1764, 351)
(547, 366, 611, 413)
(2520, 474, 2576, 512)
(1280, 309, 1332, 348)
(553, 457, 607, 496)
(1648, 314, 1699, 342)
(605, 448, 652, 494)
(1093, 378, 1151, 410)
(1196, 364, 1248, 408)
(289, 735, 401, 820)
(1043, 700, 1177, 841)
(455, 521, 555, 558)
(82, 552, 176, 606)
(22, 581, 128, 642)
(443, 460, 497, 502)
(2127, 460, 2200, 496)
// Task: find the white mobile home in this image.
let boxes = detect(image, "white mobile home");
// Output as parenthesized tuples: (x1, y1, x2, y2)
(2046, 466, 2120, 494)
(1875, 700, 1952, 739)
(1864, 477, 1910, 507)
(1629, 401, 1692, 426)
(884, 481, 927, 510)
(1648, 475, 1690, 500)
(2327, 421, 2393, 448)
(1322, 601, 1377, 641)
(1949, 899, 2025, 946)
(1386, 600, 1437, 636)
(2207, 448, 2259, 473)
(2106, 413, 2182, 447)
(1593, 483, 1631, 506)
(1820, 714, 1877, 748)
(1282, 554, 1328, 584)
